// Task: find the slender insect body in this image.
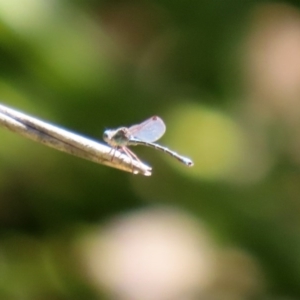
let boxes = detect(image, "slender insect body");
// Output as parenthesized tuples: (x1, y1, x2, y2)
(128, 138, 193, 166)
(103, 116, 194, 168)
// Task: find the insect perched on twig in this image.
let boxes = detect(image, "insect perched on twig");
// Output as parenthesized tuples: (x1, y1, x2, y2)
(103, 116, 194, 166)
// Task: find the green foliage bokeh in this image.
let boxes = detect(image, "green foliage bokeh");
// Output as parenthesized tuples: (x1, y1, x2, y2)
(1, 0, 300, 299)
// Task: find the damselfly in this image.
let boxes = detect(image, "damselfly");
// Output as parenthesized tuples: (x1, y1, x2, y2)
(103, 116, 193, 166)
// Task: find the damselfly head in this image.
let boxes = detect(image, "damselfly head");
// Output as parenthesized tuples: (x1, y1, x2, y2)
(103, 129, 114, 144)
(103, 127, 131, 147)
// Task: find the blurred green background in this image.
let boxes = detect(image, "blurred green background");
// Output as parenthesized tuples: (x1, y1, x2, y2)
(1, 0, 300, 299)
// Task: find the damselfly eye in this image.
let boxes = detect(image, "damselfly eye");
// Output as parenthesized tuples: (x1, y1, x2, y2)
(103, 131, 110, 141)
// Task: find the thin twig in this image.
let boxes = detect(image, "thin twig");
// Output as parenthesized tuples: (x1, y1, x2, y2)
(0, 103, 152, 176)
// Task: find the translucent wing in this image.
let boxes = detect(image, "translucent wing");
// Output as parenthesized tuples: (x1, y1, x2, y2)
(128, 116, 166, 142)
